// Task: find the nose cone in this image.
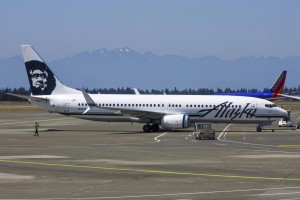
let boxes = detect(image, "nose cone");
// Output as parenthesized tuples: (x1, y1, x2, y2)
(277, 107, 288, 117)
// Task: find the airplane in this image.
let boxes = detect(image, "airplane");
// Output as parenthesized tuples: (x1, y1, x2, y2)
(216, 70, 287, 100)
(7, 45, 288, 133)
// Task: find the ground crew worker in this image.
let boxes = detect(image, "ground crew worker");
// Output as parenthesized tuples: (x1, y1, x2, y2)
(34, 122, 39, 136)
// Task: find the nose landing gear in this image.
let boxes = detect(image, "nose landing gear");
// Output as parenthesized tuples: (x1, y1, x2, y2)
(256, 126, 262, 132)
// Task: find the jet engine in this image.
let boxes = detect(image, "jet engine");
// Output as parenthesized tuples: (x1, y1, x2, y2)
(161, 114, 190, 129)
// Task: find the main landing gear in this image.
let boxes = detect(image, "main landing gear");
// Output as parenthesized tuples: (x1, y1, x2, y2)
(143, 124, 160, 132)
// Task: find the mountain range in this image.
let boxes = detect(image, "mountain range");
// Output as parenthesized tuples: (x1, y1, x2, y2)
(1, 48, 299, 90)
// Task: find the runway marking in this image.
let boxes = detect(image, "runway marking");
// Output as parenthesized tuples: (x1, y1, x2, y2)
(0, 159, 300, 181)
(219, 138, 300, 152)
(154, 132, 168, 142)
(248, 191, 300, 197)
(227, 154, 300, 159)
(217, 124, 231, 140)
(2, 187, 300, 199)
(0, 117, 71, 126)
(278, 144, 300, 148)
(0, 173, 33, 180)
(0, 155, 69, 159)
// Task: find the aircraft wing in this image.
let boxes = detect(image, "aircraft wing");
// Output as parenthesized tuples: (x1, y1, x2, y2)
(6, 93, 49, 102)
(278, 94, 300, 100)
(99, 106, 166, 119)
(80, 89, 167, 119)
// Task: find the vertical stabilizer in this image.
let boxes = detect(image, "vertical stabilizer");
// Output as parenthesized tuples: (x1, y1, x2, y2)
(21, 45, 80, 95)
(270, 70, 287, 97)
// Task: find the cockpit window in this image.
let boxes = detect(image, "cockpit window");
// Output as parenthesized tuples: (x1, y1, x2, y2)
(265, 104, 277, 108)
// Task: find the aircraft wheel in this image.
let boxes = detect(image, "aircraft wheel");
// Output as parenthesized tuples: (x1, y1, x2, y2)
(151, 124, 159, 132)
(256, 126, 262, 132)
(143, 125, 151, 132)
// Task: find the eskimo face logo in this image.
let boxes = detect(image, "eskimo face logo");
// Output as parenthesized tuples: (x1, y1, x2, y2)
(25, 61, 56, 95)
(29, 69, 49, 91)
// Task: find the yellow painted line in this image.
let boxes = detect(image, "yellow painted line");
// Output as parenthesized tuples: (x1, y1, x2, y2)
(278, 144, 300, 147)
(0, 159, 300, 181)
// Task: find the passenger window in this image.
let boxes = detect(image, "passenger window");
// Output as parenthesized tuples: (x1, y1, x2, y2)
(78, 103, 80, 106)
(158, 104, 160, 107)
(150, 104, 152, 107)
(143, 104, 145, 107)
(113, 104, 115, 106)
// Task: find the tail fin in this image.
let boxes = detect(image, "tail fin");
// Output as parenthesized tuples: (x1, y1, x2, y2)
(21, 45, 80, 95)
(270, 70, 287, 97)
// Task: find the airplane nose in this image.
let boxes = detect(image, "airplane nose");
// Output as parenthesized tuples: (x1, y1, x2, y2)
(279, 108, 289, 117)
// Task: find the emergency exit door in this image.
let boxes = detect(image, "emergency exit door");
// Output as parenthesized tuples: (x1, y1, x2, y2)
(63, 99, 69, 113)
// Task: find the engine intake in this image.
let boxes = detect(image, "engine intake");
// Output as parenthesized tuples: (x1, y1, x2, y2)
(161, 114, 190, 129)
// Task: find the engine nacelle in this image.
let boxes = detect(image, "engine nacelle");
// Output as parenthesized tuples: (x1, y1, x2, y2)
(161, 114, 190, 129)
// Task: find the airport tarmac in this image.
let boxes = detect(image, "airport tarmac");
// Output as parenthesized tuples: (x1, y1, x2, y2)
(1, 107, 300, 199)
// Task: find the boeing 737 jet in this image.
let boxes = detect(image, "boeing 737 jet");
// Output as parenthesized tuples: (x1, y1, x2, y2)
(8, 45, 288, 132)
(217, 70, 287, 100)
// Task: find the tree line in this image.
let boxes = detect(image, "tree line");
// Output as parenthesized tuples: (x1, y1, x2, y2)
(1, 86, 299, 101)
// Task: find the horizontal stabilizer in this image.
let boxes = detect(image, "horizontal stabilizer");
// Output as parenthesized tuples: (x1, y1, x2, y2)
(6, 93, 49, 102)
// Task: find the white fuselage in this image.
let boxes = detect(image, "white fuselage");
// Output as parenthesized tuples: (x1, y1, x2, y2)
(31, 93, 287, 125)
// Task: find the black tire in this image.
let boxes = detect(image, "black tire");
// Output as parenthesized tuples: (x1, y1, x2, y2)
(256, 126, 262, 132)
(151, 124, 159, 132)
(143, 125, 151, 132)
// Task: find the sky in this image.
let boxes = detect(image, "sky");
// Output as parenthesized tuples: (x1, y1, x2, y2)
(1, 0, 300, 61)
